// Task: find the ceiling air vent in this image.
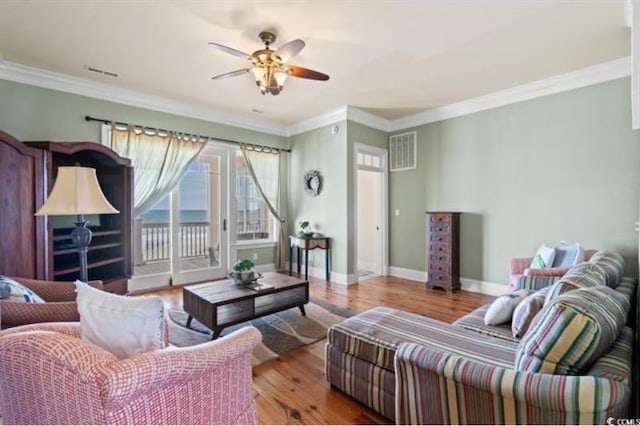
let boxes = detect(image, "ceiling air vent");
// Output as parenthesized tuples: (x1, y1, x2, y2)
(389, 131, 417, 171)
(84, 65, 119, 78)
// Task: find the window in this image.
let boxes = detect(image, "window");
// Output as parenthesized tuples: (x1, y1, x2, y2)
(235, 151, 274, 242)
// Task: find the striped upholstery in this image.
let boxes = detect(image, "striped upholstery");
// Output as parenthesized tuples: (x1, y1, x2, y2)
(452, 305, 517, 342)
(589, 250, 625, 288)
(325, 263, 636, 423)
(545, 262, 606, 302)
(327, 307, 516, 371)
(516, 286, 630, 375)
(0, 322, 261, 425)
(326, 344, 397, 419)
(614, 277, 636, 302)
(511, 286, 550, 338)
(395, 326, 633, 425)
(326, 307, 517, 421)
(514, 275, 559, 291)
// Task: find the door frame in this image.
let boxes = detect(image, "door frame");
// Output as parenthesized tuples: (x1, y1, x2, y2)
(171, 148, 229, 285)
(353, 143, 389, 277)
(127, 146, 230, 291)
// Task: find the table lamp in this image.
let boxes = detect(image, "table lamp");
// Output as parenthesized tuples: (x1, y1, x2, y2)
(35, 166, 119, 282)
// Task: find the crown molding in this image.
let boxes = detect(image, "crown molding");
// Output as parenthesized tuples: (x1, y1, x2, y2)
(285, 105, 390, 136)
(389, 57, 631, 132)
(0, 61, 288, 137)
(345, 106, 391, 132)
(285, 106, 347, 136)
(0, 57, 631, 138)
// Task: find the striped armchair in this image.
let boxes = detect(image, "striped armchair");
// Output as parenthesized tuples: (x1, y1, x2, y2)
(508, 249, 597, 290)
(0, 277, 103, 329)
(0, 322, 261, 425)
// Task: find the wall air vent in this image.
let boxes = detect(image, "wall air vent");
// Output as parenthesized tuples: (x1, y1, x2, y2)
(84, 65, 119, 78)
(389, 131, 417, 171)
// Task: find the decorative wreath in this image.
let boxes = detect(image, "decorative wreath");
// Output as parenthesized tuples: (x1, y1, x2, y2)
(303, 169, 322, 197)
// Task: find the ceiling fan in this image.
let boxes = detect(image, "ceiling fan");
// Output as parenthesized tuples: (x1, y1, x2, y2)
(209, 31, 330, 96)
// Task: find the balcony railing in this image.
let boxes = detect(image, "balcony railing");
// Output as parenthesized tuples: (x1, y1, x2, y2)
(140, 221, 210, 263)
(136, 220, 271, 266)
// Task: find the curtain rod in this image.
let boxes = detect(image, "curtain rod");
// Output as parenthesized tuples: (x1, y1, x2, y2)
(84, 115, 291, 153)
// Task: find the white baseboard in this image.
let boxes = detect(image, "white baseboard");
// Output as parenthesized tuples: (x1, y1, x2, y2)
(388, 266, 508, 296)
(290, 262, 358, 285)
(388, 266, 427, 282)
(459, 278, 508, 296)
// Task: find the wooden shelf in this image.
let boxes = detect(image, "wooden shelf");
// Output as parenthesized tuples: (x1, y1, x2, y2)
(54, 242, 122, 256)
(53, 229, 122, 242)
(54, 256, 125, 277)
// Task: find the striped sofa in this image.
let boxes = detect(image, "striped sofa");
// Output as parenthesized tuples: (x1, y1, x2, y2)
(325, 251, 637, 424)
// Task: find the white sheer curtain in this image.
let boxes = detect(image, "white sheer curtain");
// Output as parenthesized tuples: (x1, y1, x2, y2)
(107, 124, 206, 218)
(240, 144, 286, 270)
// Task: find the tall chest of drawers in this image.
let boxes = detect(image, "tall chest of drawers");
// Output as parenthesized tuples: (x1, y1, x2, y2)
(426, 212, 461, 293)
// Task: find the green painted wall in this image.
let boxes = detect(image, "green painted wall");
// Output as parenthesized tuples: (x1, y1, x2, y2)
(3, 77, 638, 283)
(288, 121, 348, 274)
(286, 120, 388, 277)
(390, 78, 640, 285)
(0, 79, 288, 266)
(346, 121, 388, 274)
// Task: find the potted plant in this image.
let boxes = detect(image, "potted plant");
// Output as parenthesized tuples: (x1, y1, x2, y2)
(233, 259, 255, 283)
(298, 221, 313, 236)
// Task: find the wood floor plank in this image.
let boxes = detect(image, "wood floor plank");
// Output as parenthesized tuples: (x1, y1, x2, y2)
(149, 273, 494, 424)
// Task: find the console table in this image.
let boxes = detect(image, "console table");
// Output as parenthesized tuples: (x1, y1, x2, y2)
(289, 235, 330, 281)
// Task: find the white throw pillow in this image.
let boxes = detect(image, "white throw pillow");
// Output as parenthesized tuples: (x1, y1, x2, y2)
(0, 276, 45, 302)
(75, 280, 165, 359)
(484, 289, 531, 326)
(529, 244, 556, 269)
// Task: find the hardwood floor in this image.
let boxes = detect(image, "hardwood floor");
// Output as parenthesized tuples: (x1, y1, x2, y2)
(148, 274, 495, 425)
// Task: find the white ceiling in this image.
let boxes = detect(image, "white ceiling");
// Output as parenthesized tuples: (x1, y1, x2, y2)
(0, 1, 631, 127)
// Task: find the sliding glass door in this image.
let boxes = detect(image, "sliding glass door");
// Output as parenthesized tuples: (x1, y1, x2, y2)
(130, 149, 227, 290)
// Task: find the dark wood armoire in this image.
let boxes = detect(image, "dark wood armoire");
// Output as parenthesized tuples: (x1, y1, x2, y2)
(0, 131, 132, 294)
(426, 211, 461, 293)
(0, 131, 47, 279)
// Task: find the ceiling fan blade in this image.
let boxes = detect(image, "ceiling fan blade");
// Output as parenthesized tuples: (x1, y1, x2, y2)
(288, 66, 330, 81)
(208, 42, 252, 60)
(211, 68, 251, 80)
(275, 39, 305, 63)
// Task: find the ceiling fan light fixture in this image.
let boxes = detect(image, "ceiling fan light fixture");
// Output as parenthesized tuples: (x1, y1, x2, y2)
(252, 67, 265, 83)
(274, 70, 288, 89)
(209, 30, 329, 96)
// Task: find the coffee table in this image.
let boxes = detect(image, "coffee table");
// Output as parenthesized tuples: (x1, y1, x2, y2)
(182, 272, 309, 339)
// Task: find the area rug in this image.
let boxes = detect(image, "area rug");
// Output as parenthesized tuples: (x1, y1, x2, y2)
(167, 298, 353, 366)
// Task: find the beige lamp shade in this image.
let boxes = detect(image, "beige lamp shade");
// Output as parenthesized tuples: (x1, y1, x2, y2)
(35, 166, 119, 216)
